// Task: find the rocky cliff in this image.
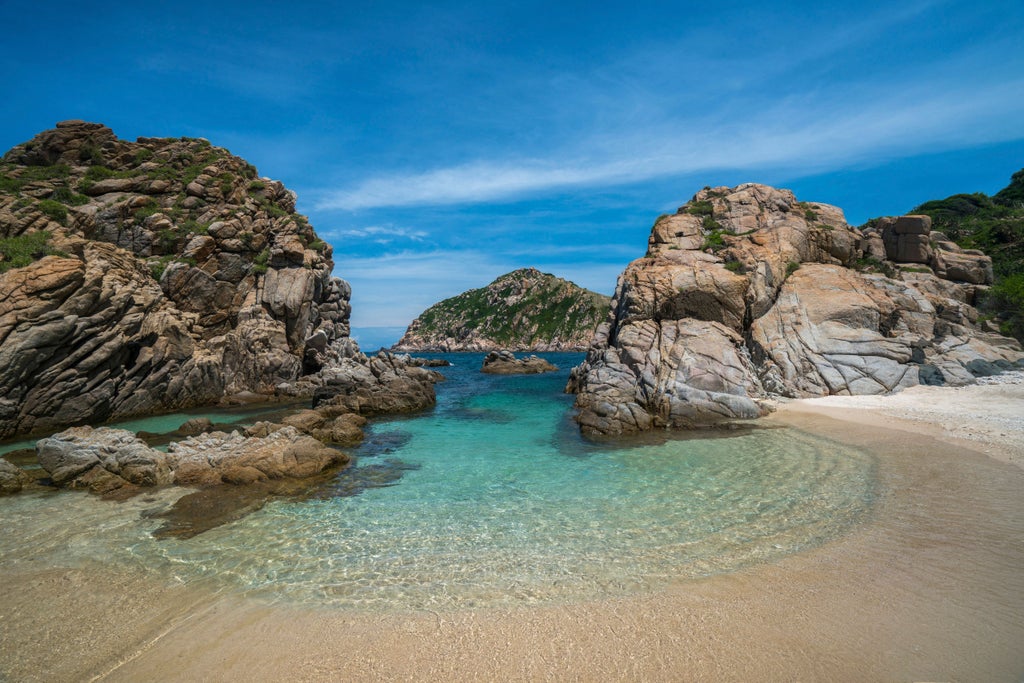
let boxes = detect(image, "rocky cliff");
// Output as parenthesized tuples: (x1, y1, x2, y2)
(0, 121, 434, 438)
(567, 183, 1024, 436)
(393, 268, 611, 352)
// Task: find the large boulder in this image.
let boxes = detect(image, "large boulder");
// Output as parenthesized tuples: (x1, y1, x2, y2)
(568, 184, 1024, 436)
(167, 426, 349, 486)
(36, 426, 173, 492)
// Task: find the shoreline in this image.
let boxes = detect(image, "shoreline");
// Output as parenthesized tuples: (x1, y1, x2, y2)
(773, 370, 1024, 470)
(2, 380, 1023, 681)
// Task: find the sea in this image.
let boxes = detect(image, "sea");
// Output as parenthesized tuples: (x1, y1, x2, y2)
(0, 353, 875, 611)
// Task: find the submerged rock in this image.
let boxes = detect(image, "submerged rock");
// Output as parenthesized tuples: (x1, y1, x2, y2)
(0, 457, 33, 494)
(568, 183, 1024, 436)
(481, 350, 559, 375)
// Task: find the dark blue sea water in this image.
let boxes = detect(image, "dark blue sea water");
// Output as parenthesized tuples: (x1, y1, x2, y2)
(0, 353, 875, 611)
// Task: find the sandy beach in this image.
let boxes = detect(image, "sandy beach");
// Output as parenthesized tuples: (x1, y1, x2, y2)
(2, 378, 1024, 682)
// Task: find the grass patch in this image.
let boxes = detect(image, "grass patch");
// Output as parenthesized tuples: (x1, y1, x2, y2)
(252, 248, 270, 274)
(687, 200, 714, 217)
(786, 261, 800, 276)
(36, 199, 68, 225)
(0, 231, 66, 273)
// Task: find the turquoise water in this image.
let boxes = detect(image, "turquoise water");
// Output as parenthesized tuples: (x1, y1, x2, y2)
(0, 353, 876, 611)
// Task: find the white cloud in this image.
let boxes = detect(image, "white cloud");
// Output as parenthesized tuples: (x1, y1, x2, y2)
(330, 225, 429, 242)
(316, 77, 1024, 211)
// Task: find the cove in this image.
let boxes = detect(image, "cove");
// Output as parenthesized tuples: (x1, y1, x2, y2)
(0, 353, 876, 611)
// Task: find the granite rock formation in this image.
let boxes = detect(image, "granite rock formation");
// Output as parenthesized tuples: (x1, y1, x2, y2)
(481, 350, 559, 374)
(0, 121, 436, 438)
(568, 183, 1024, 436)
(35, 424, 349, 493)
(393, 268, 611, 352)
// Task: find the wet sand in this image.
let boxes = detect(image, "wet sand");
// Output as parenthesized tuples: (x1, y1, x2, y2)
(3, 386, 1024, 682)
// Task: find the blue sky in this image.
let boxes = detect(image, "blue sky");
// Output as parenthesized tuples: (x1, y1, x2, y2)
(3, 1, 1023, 347)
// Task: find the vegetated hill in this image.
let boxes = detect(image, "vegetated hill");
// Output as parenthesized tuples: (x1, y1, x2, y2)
(909, 167, 1024, 340)
(0, 121, 354, 436)
(393, 268, 611, 352)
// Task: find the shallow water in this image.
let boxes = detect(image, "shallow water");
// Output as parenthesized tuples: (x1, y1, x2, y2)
(0, 353, 877, 611)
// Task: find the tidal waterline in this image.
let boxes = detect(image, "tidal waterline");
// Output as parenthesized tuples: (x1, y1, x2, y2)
(0, 354, 876, 611)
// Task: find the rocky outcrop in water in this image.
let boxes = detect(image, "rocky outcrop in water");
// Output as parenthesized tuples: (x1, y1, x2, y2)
(568, 184, 1024, 436)
(481, 350, 558, 374)
(393, 268, 610, 352)
(35, 424, 349, 493)
(311, 350, 443, 415)
(0, 121, 436, 438)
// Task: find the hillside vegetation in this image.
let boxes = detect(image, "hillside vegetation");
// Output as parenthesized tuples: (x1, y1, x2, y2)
(911, 168, 1024, 340)
(394, 268, 611, 352)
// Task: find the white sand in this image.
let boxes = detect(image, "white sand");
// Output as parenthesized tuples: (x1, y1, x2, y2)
(776, 371, 1024, 469)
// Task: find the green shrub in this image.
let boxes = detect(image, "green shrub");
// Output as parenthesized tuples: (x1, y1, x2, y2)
(702, 229, 726, 251)
(50, 186, 90, 206)
(78, 144, 104, 165)
(252, 248, 270, 274)
(85, 165, 118, 181)
(308, 238, 328, 253)
(687, 200, 714, 216)
(36, 199, 68, 225)
(981, 272, 1024, 341)
(786, 261, 800, 276)
(247, 180, 266, 192)
(133, 148, 154, 165)
(724, 260, 744, 273)
(0, 231, 66, 273)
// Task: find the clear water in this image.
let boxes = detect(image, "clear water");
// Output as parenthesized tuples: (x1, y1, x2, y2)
(0, 353, 876, 611)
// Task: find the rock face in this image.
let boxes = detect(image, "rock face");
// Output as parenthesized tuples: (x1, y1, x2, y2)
(393, 268, 611, 352)
(0, 121, 432, 438)
(568, 184, 1024, 436)
(481, 350, 559, 374)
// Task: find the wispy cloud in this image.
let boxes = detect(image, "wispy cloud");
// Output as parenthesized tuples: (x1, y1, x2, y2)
(316, 76, 1024, 211)
(330, 225, 429, 243)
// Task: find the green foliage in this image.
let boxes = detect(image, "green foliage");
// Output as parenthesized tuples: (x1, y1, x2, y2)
(50, 186, 90, 206)
(0, 231, 66, 273)
(724, 260, 745, 274)
(983, 273, 1024, 339)
(786, 261, 800, 276)
(20, 164, 70, 181)
(853, 256, 898, 278)
(910, 168, 1024, 342)
(308, 238, 328, 253)
(133, 148, 154, 165)
(243, 163, 257, 179)
(701, 229, 726, 251)
(36, 199, 68, 225)
(78, 144, 104, 165)
(248, 180, 266, 192)
(687, 200, 714, 216)
(252, 248, 270, 274)
(149, 254, 175, 281)
(133, 198, 161, 220)
(0, 174, 23, 193)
